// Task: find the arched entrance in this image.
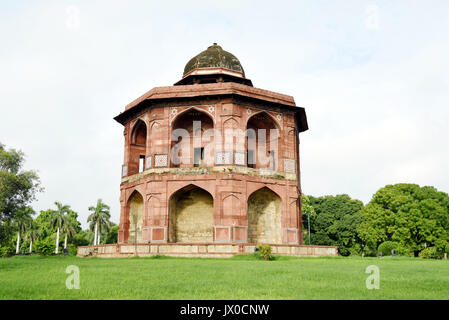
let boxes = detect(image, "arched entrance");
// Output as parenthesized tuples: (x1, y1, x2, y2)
(246, 112, 279, 170)
(169, 185, 214, 243)
(127, 191, 144, 243)
(170, 109, 214, 168)
(247, 187, 282, 244)
(129, 119, 147, 175)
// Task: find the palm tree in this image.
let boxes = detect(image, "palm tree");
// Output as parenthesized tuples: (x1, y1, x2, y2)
(13, 207, 34, 254)
(62, 216, 76, 250)
(50, 202, 71, 254)
(97, 218, 112, 245)
(26, 221, 41, 253)
(87, 199, 111, 245)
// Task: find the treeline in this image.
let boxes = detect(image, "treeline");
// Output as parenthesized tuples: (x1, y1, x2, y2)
(0, 143, 118, 256)
(0, 199, 119, 257)
(302, 184, 449, 258)
(2, 142, 449, 259)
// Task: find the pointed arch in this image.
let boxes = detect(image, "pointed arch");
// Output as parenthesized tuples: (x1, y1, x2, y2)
(131, 119, 147, 145)
(222, 193, 242, 217)
(247, 185, 283, 202)
(246, 110, 281, 130)
(126, 190, 144, 244)
(171, 106, 215, 127)
(247, 187, 282, 244)
(246, 111, 280, 170)
(170, 108, 215, 168)
(128, 119, 148, 175)
(168, 184, 214, 243)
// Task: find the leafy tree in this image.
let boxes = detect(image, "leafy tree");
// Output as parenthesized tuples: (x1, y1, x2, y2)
(104, 225, 119, 244)
(304, 194, 364, 256)
(12, 206, 34, 254)
(0, 143, 42, 221)
(87, 199, 111, 245)
(49, 202, 71, 254)
(358, 183, 449, 256)
(301, 194, 316, 244)
(72, 230, 90, 246)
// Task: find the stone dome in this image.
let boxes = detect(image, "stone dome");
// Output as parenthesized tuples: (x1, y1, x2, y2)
(183, 43, 245, 76)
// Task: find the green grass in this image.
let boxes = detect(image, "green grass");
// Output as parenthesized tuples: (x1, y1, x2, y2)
(0, 254, 448, 299)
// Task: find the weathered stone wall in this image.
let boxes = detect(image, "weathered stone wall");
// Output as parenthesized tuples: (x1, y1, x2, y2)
(128, 192, 143, 243)
(248, 187, 282, 244)
(169, 187, 214, 243)
(77, 243, 338, 258)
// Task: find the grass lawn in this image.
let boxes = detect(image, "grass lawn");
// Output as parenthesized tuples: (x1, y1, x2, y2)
(0, 254, 448, 300)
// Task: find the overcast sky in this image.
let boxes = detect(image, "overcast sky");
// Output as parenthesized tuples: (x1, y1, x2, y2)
(1, 1, 448, 228)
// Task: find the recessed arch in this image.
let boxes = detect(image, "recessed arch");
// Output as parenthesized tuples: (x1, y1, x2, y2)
(131, 119, 147, 145)
(171, 108, 215, 168)
(128, 119, 148, 175)
(246, 110, 281, 130)
(171, 106, 215, 126)
(126, 190, 144, 244)
(168, 184, 214, 243)
(246, 111, 280, 170)
(247, 187, 282, 244)
(247, 185, 282, 202)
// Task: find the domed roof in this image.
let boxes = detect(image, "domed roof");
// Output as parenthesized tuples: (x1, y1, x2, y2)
(183, 43, 245, 76)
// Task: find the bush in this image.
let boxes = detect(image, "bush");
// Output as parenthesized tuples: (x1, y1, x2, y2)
(34, 238, 56, 255)
(419, 247, 443, 259)
(256, 244, 274, 261)
(67, 244, 78, 256)
(377, 241, 408, 256)
(0, 245, 15, 257)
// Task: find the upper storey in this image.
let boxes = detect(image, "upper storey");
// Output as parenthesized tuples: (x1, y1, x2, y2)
(115, 43, 307, 130)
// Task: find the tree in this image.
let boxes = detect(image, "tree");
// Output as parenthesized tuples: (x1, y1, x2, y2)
(12, 207, 34, 254)
(301, 194, 316, 244)
(0, 143, 42, 221)
(26, 221, 41, 253)
(62, 217, 76, 250)
(358, 183, 449, 256)
(304, 194, 364, 256)
(87, 199, 111, 245)
(49, 202, 71, 254)
(104, 224, 119, 244)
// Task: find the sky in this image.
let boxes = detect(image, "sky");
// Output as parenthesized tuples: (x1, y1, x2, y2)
(1, 1, 448, 229)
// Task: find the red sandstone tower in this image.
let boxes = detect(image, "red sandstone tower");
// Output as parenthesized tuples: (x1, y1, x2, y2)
(114, 43, 308, 246)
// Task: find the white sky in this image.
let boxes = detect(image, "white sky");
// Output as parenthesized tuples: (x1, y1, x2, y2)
(1, 1, 448, 229)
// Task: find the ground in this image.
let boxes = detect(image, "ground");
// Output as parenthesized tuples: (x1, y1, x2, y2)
(0, 255, 448, 299)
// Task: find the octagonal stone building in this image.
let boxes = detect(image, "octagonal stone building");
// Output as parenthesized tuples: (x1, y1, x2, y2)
(113, 44, 312, 253)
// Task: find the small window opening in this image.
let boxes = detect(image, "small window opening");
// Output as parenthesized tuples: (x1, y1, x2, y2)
(139, 156, 145, 173)
(194, 147, 204, 167)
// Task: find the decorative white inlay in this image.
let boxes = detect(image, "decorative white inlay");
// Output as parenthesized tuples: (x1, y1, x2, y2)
(284, 159, 296, 173)
(216, 151, 232, 165)
(234, 152, 245, 166)
(154, 154, 168, 167)
(121, 164, 128, 177)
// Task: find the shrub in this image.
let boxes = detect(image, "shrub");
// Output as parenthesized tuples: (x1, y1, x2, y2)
(419, 247, 443, 259)
(67, 244, 78, 256)
(256, 244, 274, 261)
(34, 238, 56, 255)
(377, 241, 408, 256)
(0, 245, 14, 257)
